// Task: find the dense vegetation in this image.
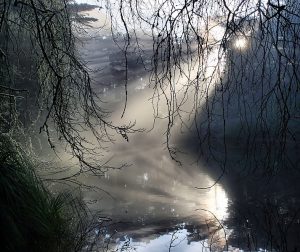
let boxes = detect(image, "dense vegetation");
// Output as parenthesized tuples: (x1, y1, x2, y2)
(0, 135, 92, 251)
(0, 1, 107, 250)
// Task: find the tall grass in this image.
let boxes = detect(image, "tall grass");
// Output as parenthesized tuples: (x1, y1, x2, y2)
(0, 135, 93, 251)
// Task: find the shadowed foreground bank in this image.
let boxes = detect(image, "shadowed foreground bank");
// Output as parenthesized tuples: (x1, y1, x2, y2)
(0, 135, 95, 252)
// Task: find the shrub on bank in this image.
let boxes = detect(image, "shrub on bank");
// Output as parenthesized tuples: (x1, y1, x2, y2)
(0, 135, 91, 252)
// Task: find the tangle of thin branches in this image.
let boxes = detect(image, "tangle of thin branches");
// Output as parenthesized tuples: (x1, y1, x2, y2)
(0, 0, 141, 174)
(103, 0, 300, 176)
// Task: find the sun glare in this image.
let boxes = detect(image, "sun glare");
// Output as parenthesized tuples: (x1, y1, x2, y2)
(234, 37, 247, 50)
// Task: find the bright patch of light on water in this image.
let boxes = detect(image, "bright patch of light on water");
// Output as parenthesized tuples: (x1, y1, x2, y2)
(116, 229, 213, 252)
(206, 183, 229, 220)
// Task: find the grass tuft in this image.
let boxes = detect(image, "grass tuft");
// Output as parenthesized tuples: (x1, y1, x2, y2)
(0, 135, 92, 251)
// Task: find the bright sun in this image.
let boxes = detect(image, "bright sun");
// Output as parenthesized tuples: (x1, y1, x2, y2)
(234, 37, 247, 50)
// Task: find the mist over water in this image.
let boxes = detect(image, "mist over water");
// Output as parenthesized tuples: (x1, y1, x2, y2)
(74, 29, 232, 250)
(65, 3, 300, 251)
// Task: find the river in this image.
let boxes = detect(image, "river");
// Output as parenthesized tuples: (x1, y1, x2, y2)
(52, 3, 300, 251)
(76, 33, 231, 251)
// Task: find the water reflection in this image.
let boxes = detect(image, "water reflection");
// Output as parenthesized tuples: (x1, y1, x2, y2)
(115, 228, 224, 252)
(84, 158, 229, 225)
(86, 221, 229, 252)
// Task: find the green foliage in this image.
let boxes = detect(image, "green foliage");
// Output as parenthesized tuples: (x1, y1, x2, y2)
(0, 135, 91, 252)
